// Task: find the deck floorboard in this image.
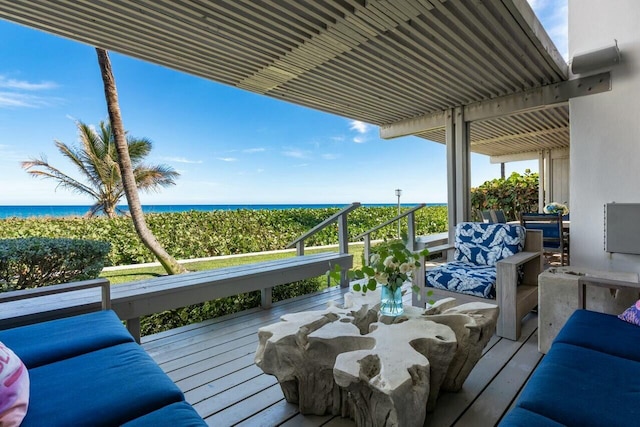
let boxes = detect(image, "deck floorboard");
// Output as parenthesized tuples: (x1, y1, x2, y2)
(141, 286, 541, 426)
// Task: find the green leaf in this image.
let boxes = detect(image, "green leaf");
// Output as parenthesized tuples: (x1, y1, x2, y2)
(367, 279, 377, 291)
(353, 283, 361, 292)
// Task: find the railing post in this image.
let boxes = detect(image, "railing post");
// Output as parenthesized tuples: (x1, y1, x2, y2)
(296, 240, 304, 256)
(337, 213, 349, 287)
(261, 287, 272, 309)
(407, 212, 417, 252)
(126, 318, 141, 344)
(363, 234, 371, 266)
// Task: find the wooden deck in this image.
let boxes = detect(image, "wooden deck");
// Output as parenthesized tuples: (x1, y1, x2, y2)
(141, 286, 542, 427)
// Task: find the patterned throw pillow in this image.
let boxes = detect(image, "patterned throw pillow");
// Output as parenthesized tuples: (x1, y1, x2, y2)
(619, 300, 640, 326)
(0, 341, 29, 427)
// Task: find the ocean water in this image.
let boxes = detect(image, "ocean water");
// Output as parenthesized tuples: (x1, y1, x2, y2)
(0, 204, 445, 219)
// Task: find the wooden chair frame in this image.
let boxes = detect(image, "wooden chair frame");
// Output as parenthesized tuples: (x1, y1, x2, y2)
(413, 229, 543, 340)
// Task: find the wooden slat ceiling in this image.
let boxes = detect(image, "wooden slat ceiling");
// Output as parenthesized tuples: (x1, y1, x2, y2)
(417, 105, 570, 156)
(0, 0, 569, 157)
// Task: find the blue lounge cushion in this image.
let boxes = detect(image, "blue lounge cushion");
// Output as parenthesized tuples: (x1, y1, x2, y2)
(426, 261, 497, 298)
(22, 342, 184, 427)
(454, 222, 525, 267)
(499, 407, 565, 426)
(516, 342, 640, 426)
(0, 310, 134, 368)
(121, 401, 206, 426)
(554, 309, 640, 362)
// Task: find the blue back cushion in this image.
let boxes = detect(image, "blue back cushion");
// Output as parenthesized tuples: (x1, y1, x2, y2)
(454, 222, 525, 266)
(0, 310, 134, 369)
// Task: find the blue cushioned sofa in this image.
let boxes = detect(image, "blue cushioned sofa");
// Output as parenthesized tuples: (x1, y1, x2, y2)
(501, 277, 640, 426)
(415, 222, 543, 340)
(0, 281, 206, 427)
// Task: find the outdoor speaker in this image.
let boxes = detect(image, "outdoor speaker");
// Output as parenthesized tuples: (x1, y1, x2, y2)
(571, 41, 620, 74)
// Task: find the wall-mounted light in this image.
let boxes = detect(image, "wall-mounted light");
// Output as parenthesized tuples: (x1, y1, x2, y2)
(571, 40, 620, 75)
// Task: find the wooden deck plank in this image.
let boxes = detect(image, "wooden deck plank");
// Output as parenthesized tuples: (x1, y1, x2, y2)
(170, 345, 257, 385)
(454, 329, 543, 426)
(425, 314, 538, 427)
(194, 372, 278, 418)
(139, 288, 541, 427)
(280, 413, 334, 427)
(184, 364, 264, 404)
(235, 399, 300, 427)
(201, 384, 285, 426)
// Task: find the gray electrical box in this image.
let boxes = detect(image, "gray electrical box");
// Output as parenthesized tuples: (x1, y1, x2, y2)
(605, 203, 640, 254)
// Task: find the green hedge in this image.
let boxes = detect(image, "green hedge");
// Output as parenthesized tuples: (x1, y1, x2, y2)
(0, 237, 111, 291)
(471, 171, 539, 221)
(0, 206, 449, 267)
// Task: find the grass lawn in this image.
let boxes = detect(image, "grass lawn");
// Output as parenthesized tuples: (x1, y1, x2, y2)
(101, 244, 366, 285)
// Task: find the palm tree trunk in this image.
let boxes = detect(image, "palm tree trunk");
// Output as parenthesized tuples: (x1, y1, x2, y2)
(95, 48, 186, 275)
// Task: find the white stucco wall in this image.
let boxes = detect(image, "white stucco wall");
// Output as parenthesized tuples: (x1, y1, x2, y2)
(569, 0, 640, 272)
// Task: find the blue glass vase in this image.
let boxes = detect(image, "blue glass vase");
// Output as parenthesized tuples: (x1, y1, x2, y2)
(380, 285, 403, 316)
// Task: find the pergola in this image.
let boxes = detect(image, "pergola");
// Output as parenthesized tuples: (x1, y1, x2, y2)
(0, 0, 610, 234)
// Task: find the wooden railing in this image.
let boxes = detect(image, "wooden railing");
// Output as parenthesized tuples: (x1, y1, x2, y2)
(286, 202, 360, 287)
(354, 204, 426, 265)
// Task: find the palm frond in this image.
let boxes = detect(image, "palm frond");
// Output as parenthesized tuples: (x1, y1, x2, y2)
(22, 157, 101, 199)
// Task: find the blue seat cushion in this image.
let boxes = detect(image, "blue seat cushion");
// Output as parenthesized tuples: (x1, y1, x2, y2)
(426, 261, 496, 298)
(454, 222, 525, 266)
(22, 342, 184, 427)
(516, 342, 640, 426)
(0, 310, 134, 368)
(499, 407, 565, 426)
(121, 401, 206, 427)
(554, 309, 640, 362)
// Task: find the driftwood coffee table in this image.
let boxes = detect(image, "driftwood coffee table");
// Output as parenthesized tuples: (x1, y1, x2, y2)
(255, 290, 499, 427)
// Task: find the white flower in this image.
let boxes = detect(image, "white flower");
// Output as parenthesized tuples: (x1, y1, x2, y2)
(370, 253, 381, 264)
(399, 262, 413, 274)
(374, 272, 389, 285)
(383, 256, 396, 269)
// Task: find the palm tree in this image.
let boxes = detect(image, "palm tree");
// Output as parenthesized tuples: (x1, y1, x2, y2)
(95, 48, 186, 275)
(22, 120, 179, 219)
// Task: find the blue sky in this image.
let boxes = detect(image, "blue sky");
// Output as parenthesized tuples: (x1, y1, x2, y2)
(0, 1, 567, 205)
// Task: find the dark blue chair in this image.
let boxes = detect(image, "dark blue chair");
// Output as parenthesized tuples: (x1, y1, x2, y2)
(520, 212, 567, 265)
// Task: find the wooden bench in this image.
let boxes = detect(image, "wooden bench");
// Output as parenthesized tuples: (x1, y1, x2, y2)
(0, 252, 353, 342)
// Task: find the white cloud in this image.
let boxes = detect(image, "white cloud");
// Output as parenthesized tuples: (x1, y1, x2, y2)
(293, 163, 309, 168)
(0, 91, 59, 108)
(0, 75, 61, 109)
(217, 157, 238, 162)
(322, 153, 339, 160)
(163, 156, 203, 164)
(331, 136, 345, 142)
(282, 149, 310, 159)
(349, 120, 369, 134)
(353, 136, 367, 144)
(0, 76, 57, 91)
(243, 147, 266, 153)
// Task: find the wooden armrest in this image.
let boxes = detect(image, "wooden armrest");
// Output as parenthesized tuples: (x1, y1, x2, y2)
(578, 276, 640, 309)
(0, 278, 111, 310)
(416, 243, 454, 257)
(497, 251, 541, 267)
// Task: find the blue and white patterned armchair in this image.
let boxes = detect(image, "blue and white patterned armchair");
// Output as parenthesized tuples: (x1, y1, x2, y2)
(416, 222, 543, 340)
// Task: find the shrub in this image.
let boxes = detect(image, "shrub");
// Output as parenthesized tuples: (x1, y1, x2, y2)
(0, 237, 111, 291)
(471, 170, 539, 221)
(139, 277, 323, 335)
(0, 206, 449, 266)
